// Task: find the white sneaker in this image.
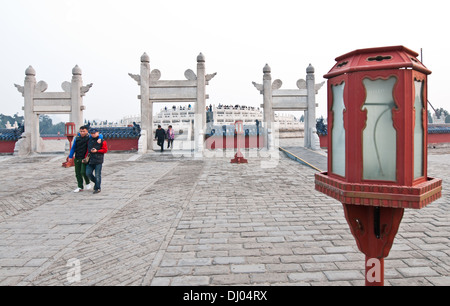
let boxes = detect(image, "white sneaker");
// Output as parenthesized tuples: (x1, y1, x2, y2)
(73, 188, 82, 193)
(85, 183, 92, 191)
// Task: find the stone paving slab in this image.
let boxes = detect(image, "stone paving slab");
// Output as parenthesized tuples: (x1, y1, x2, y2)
(0, 148, 449, 286)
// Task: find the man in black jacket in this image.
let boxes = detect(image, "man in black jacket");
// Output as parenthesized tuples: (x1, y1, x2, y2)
(155, 125, 166, 152)
(68, 126, 103, 193)
(85, 128, 108, 194)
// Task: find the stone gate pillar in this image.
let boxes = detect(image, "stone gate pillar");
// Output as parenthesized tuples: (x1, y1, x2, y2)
(24, 66, 38, 154)
(253, 63, 323, 151)
(131, 52, 215, 155)
(70, 65, 84, 129)
(263, 64, 274, 150)
(305, 64, 316, 149)
(195, 53, 206, 155)
(140, 53, 152, 151)
(15, 65, 92, 155)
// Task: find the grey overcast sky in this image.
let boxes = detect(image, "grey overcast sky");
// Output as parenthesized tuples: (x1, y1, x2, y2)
(1, 0, 449, 123)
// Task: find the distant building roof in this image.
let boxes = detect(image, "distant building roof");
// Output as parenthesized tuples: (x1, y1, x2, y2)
(95, 125, 141, 139)
(0, 128, 22, 141)
(428, 125, 450, 134)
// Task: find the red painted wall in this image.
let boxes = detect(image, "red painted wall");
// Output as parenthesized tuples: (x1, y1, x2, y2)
(428, 133, 450, 145)
(0, 138, 139, 154)
(105, 139, 139, 151)
(319, 135, 328, 149)
(205, 135, 265, 150)
(0, 141, 16, 154)
(41, 136, 66, 140)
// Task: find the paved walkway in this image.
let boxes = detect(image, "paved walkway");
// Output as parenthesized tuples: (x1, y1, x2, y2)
(0, 147, 449, 286)
(279, 146, 327, 172)
(279, 137, 327, 172)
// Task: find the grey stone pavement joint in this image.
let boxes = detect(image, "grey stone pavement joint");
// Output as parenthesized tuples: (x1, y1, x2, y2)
(0, 146, 449, 286)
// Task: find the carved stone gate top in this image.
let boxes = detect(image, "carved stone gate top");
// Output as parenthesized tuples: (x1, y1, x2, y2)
(14, 65, 92, 154)
(252, 63, 324, 149)
(129, 53, 216, 153)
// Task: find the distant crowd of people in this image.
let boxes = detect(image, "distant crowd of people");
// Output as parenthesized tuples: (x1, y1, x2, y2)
(162, 104, 261, 112)
(164, 105, 192, 112)
(217, 104, 259, 111)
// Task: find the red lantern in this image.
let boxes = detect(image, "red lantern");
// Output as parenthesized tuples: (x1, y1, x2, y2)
(65, 122, 76, 150)
(315, 46, 442, 286)
(62, 122, 77, 168)
(231, 120, 248, 164)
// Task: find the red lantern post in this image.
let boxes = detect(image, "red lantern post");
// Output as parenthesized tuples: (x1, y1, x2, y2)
(62, 122, 76, 168)
(315, 46, 442, 286)
(231, 120, 248, 164)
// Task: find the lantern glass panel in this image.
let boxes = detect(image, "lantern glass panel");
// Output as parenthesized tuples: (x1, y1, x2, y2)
(362, 77, 397, 181)
(414, 80, 424, 179)
(331, 82, 346, 177)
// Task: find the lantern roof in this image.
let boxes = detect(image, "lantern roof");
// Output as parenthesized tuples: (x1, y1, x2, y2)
(324, 46, 431, 79)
